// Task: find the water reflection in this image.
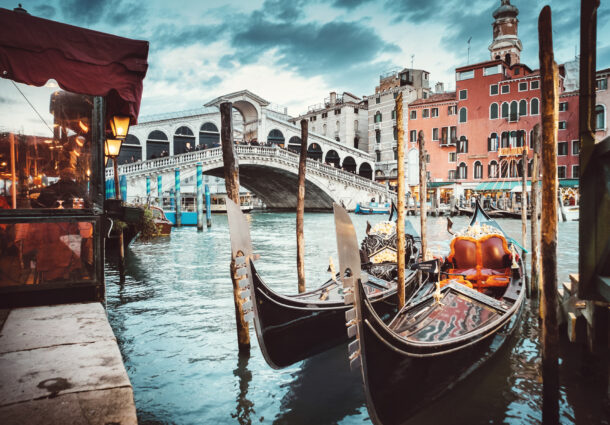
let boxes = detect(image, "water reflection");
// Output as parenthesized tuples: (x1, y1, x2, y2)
(232, 352, 255, 425)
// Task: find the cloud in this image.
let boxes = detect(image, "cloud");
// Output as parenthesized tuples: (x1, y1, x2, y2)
(154, 24, 226, 48)
(331, 0, 373, 9)
(33, 5, 56, 19)
(58, 0, 147, 27)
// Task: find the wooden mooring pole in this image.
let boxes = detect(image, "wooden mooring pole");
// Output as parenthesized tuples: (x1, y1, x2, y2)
(531, 124, 541, 297)
(418, 130, 427, 260)
(221, 101, 250, 352)
(538, 6, 560, 424)
(521, 147, 528, 294)
(396, 92, 406, 308)
(297, 119, 308, 294)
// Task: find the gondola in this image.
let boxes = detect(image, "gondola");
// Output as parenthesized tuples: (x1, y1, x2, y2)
(226, 199, 422, 369)
(335, 200, 525, 425)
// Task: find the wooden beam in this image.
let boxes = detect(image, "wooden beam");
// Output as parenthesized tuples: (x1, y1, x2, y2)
(531, 123, 541, 297)
(418, 130, 427, 260)
(396, 92, 406, 308)
(297, 120, 308, 294)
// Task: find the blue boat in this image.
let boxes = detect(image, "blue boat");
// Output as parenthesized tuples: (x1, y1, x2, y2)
(355, 201, 391, 215)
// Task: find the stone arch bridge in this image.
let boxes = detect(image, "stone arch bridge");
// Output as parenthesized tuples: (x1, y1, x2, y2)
(106, 145, 394, 211)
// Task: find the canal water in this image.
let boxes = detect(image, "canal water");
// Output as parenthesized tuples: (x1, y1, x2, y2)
(105, 213, 608, 425)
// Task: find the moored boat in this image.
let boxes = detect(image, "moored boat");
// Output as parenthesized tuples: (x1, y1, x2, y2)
(226, 199, 423, 369)
(150, 206, 172, 236)
(335, 200, 525, 425)
(355, 201, 391, 215)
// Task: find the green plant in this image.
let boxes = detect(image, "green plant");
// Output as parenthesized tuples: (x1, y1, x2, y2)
(137, 206, 160, 240)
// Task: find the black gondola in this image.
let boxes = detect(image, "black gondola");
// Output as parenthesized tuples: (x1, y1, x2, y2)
(226, 199, 422, 369)
(335, 200, 526, 425)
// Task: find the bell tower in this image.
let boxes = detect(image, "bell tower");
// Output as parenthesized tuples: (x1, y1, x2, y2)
(488, 0, 522, 66)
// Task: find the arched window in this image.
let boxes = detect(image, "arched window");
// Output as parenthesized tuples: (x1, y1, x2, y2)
(529, 129, 535, 147)
(359, 162, 373, 179)
(342, 156, 357, 173)
(374, 111, 382, 123)
(457, 162, 467, 179)
(528, 159, 534, 178)
(509, 131, 517, 147)
(174, 125, 196, 154)
(287, 136, 301, 153)
(199, 122, 219, 147)
(267, 129, 285, 146)
(500, 160, 509, 178)
(146, 130, 169, 160)
(596, 105, 606, 130)
(474, 161, 483, 179)
(488, 133, 498, 151)
(509, 160, 518, 178)
(307, 143, 322, 161)
(509, 101, 518, 121)
(501, 102, 509, 119)
(393, 126, 398, 140)
(459, 107, 467, 123)
(519, 99, 527, 116)
(517, 159, 524, 178)
(457, 136, 468, 153)
(490, 103, 499, 119)
(375, 129, 381, 143)
(501, 131, 510, 148)
(531, 98, 540, 115)
(325, 149, 340, 167)
(488, 160, 499, 178)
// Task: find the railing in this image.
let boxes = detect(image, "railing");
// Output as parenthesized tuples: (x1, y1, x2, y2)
(106, 146, 390, 194)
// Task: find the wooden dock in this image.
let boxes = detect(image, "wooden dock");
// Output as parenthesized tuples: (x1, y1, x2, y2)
(0, 303, 137, 425)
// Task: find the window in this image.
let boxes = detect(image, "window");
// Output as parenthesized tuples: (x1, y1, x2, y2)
(354, 107, 359, 113)
(441, 127, 448, 145)
(490, 84, 499, 95)
(501, 85, 510, 94)
(376, 150, 381, 162)
(449, 152, 457, 162)
(509, 101, 518, 121)
(490, 103, 499, 119)
(334, 108, 341, 115)
(459, 89, 468, 100)
(457, 136, 468, 153)
(393, 92, 398, 99)
(597, 78, 608, 90)
(501, 102, 509, 119)
(559, 102, 568, 112)
(393, 126, 398, 140)
(457, 162, 468, 179)
(410, 130, 417, 142)
(519, 82, 528, 91)
(322, 112, 328, 118)
(510, 130, 518, 147)
(450, 126, 457, 144)
(515, 130, 525, 147)
(596, 105, 606, 130)
(323, 123, 327, 135)
(531, 98, 540, 115)
(530, 129, 535, 147)
(514, 67, 521, 75)
(489, 161, 499, 178)
(572, 140, 580, 155)
(457, 70, 474, 80)
(376, 97, 380, 104)
(448, 105, 457, 115)
(423, 109, 430, 118)
(519, 99, 527, 116)
(410, 110, 417, 119)
(530, 80, 540, 90)
(572, 165, 579, 178)
(448, 169, 457, 180)
(558, 142, 568, 156)
(375, 129, 381, 143)
(391, 109, 396, 120)
(432, 128, 439, 141)
(474, 161, 483, 179)
(501, 131, 510, 148)
(559, 121, 567, 130)
(488, 133, 499, 152)
(459, 107, 467, 123)
(431, 108, 438, 117)
(394, 149, 398, 160)
(426, 154, 430, 163)
(374, 111, 382, 123)
(336, 120, 340, 132)
(558, 165, 566, 179)
(484, 65, 501, 76)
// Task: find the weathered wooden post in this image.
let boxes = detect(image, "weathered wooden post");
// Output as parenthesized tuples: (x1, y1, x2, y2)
(221, 101, 250, 352)
(174, 168, 181, 228)
(521, 147, 528, 293)
(157, 174, 163, 208)
(396, 92, 406, 308)
(205, 184, 212, 228)
(531, 124, 542, 297)
(196, 163, 203, 231)
(539, 6, 560, 424)
(297, 120, 308, 293)
(418, 130, 427, 259)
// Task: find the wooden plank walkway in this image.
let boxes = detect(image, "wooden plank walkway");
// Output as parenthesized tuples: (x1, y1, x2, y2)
(0, 303, 137, 425)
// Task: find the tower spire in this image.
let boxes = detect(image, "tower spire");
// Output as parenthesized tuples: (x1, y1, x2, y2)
(489, 0, 522, 65)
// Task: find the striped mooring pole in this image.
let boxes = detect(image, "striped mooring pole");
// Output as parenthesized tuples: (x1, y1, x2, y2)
(196, 163, 203, 231)
(157, 175, 163, 208)
(205, 184, 212, 228)
(175, 168, 181, 227)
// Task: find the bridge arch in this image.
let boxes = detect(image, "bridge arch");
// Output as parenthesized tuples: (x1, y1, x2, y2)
(200, 122, 220, 147)
(267, 129, 285, 147)
(233, 100, 259, 143)
(307, 143, 323, 161)
(117, 134, 141, 164)
(147, 130, 169, 159)
(358, 162, 373, 179)
(287, 136, 301, 153)
(325, 150, 340, 168)
(342, 156, 357, 173)
(174, 125, 196, 154)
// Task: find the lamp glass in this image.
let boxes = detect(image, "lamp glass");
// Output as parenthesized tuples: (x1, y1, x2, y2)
(105, 138, 123, 158)
(110, 115, 130, 139)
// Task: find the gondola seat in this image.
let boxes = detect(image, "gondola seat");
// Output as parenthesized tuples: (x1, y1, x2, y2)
(446, 233, 512, 293)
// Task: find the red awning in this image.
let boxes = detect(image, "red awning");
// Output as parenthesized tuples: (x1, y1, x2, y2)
(0, 8, 148, 124)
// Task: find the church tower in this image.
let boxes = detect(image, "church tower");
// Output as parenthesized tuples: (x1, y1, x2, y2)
(488, 0, 522, 66)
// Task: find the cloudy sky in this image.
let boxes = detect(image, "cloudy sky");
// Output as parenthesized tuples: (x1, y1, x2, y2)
(2, 0, 608, 118)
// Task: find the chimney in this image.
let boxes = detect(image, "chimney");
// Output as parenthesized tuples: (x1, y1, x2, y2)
(330, 91, 337, 105)
(435, 82, 444, 93)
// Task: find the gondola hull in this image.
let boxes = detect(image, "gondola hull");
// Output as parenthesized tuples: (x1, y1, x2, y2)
(356, 280, 524, 425)
(250, 264, 418, 368)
